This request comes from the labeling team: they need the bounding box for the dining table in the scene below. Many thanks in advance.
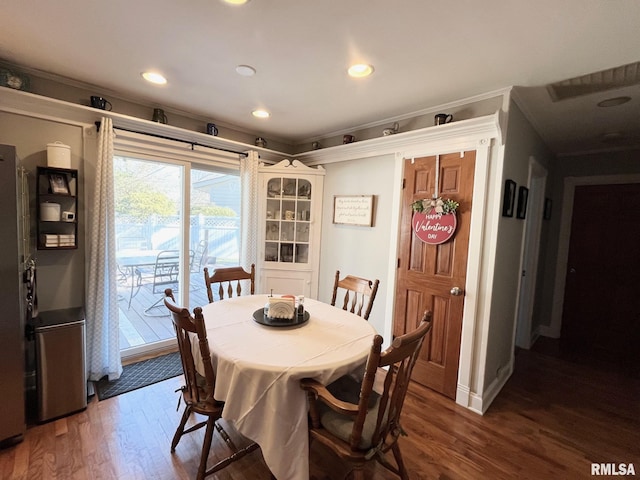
[195,294,377,480]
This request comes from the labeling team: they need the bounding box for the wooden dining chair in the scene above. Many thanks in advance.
[331,270,380,320]
[163,289,259,480]
[301,311,433,480]
[204,264,255,303]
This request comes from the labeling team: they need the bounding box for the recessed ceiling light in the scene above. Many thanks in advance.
[142,72,167,85]
[597,96,631,107]
[348,63,374,78]
[236,65,256,77]
[223,0,250,5]
[252,109,270,119]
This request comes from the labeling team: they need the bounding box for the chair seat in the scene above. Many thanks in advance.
[320,375,381,450]
[302,312,433,480]
[180,374,225,415]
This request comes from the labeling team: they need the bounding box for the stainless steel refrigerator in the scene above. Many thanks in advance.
[0,144,31,445]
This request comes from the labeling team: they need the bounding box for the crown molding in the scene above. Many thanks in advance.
[1,86,506,165]
[0,87,291,163]
[296,87,511,145]
[0,59,294,146]
[297,112,503,166]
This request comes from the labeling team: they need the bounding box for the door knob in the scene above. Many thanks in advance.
[450,287,463,296]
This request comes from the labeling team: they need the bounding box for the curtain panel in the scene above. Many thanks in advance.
[86,117,122,381]
[240,151,259,271]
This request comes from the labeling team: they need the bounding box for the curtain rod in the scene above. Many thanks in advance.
[95,121,248,157]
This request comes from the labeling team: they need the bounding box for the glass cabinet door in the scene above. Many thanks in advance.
[264,176,312,264]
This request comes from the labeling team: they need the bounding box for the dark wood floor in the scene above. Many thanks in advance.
[1,339,638,479]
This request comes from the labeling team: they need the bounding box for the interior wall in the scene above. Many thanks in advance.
[3,76,521,412]
[483,100,554,387]
[0,111,85,311]
[317,154,396,338]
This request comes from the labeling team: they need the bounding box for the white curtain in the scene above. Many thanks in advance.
[240,151,259,270]
[86,117,122,381]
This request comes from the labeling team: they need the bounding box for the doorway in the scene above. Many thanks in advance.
[394,151,476,398]
[560,182,640,374]
[515,158,547,349]
[114,155,241,359]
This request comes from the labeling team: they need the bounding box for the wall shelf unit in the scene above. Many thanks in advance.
[36,166,78,250]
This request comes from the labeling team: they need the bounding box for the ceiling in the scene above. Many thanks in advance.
[1,0,639,156]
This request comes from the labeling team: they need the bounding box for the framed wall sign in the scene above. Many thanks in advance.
[516,186,529,219]
[502,179,516,217]
[333,195,374,226]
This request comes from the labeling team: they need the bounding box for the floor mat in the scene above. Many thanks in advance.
[95,352,183,400]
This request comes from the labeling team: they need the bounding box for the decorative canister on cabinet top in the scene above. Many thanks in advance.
[46,142,71,169]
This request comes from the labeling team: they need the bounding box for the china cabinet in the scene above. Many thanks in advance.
[36,166,78,249]
[258,159,325,298]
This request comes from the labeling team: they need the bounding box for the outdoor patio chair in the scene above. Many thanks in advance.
[190,240,208,273]
[140,250,181,315]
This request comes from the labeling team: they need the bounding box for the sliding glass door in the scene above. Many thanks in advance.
[114,155,240,359]
[188,166,241,309]
[114,155,185,357]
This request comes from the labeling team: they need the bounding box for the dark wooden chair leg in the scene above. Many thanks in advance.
[392,442,409,480]
[196,418,216,480]
[171,404,192,452]
[351,467,365,480]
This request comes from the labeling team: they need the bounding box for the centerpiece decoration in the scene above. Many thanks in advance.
[256,293,308,327]
[411,196,459,245]
[266,296,296,320]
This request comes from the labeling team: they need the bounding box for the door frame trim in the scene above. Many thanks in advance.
[545,173,640,338]
[388,135,501,414]
[515,157,547,349]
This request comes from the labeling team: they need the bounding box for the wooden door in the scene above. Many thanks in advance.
[561,183,640,373]
[394,152,475,398]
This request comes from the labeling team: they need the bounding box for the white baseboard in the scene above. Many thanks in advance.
[537,325,560,338]
[459,356,514,415]
[529,325,541,346]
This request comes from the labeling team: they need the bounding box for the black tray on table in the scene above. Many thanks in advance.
[252,308,310,327]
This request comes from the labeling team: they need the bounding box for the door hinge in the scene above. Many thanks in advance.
[402,178,406,189]
[397,258,401,268]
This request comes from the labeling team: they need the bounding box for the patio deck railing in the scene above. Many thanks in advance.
[116,214,240,264]
[116,214,240,353]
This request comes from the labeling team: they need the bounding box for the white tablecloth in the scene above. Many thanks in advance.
[196,295,377,480]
